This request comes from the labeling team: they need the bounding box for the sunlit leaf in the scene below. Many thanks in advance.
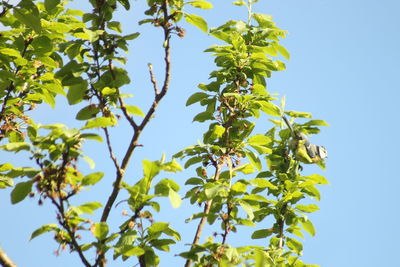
[168,189,182,208]
[82,172,104,186]
[187,0,213,9]
[91,222,109,240]
[184,13,208,33]
[30,224,59,240]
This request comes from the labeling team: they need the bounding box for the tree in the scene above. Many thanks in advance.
[0,0,329,266]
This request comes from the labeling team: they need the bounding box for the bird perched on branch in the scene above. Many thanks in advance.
[282,115,327,165]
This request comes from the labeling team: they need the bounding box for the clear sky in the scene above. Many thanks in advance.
[1,0,400,266]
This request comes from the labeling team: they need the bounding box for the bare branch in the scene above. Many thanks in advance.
[117,94,138,130]
[102,127,123,174]
[148,63,159,95]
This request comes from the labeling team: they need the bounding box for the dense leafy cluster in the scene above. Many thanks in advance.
[173,2,329,266]
[0,0,328,267]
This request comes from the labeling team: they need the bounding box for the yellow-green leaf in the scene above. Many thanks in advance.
[184,13,208,33]
[187,0,213,9]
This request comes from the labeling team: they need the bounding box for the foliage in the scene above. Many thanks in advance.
[0,0,328,267]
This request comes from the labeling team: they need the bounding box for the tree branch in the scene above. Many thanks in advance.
[185,164,222,267]
[100,0,172,225]
[0,247,17,267]
[148,63,159,95]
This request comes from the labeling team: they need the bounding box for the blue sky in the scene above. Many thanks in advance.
[1,0,400,266]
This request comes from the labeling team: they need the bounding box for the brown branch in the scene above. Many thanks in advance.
[95,1,173,266]
[0,247,17,267]
[277,203,288,249]
[100,0,172,225]
[117,94,138,130]
[221,203,232,245]
[185,164,222,267]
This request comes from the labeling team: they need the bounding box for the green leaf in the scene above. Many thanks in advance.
[2,142,30,152]
[248,135,271,146]
[238,200,254,220]
[82,172,104,186]
[251,229,272,239]
[231,180,247,193]
[14,8,42,33]
[184,13,208,33]
[123,32,140,40]
[92,222,109,240]
[117,0,130,10]
[83,117,117,129]
[275,43,290,60]
[162,160,183,173]
[295,204,320,213]
[205,184,225,199]
[260,102,281,117]
[286,237,303,255]
[232,1,246,6]
[125,105,144,117]
[0,163,14,172]
[187,0,213,9]
[305,174,329,185]
[76,105,100,120]
[0,176,14,188]
[0,48,21,58]
[43,82,64,95]
[11,181,33,204]
[148,222,169,235]
[124,247,145,257]
[44,0,60,11]
[303,120,330,127]
[80,133,103,142]
[245,149,262,171]
[185,177,204,185]
[75,202,102,214]
[249,178,278,190]
[83,155,95,169]
[186,92,209,106]
[30,224,58,240]
[67,82,87,105]
[184,156,203,169]
[107,21,122,33]
[301,219,316,236]
[168,189,182,208]
[193,111,213,122]
[285,110,312,118]
[252,13,273,28]
[234,163,255,174]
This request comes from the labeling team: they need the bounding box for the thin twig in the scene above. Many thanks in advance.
[148,63,159,95]
[102,127,123,174]
[117,94,138,130]
[0,247,17,267]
